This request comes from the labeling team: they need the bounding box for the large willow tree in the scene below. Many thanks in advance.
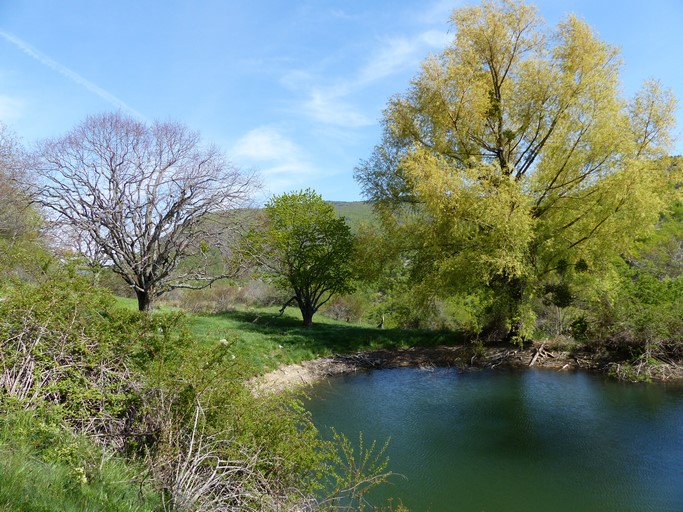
[355,0,677,340]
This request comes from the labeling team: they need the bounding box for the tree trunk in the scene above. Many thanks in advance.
[302,308,314,327]
[299,299,315,328]
[135,289,152,312]
[485,275,528,343]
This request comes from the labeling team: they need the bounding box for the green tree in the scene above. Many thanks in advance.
[355,0,677,341]
[245,189,355,327]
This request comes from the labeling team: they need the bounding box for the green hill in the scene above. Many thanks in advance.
[330,201,376,230]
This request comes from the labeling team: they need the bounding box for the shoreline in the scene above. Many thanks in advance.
[252,343,621,394]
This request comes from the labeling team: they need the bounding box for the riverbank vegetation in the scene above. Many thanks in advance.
[2,0,683,509]
[0,267,406,510]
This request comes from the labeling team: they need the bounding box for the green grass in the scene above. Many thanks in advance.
[114,296,184,313]
[113,296,138,310]
[114,295,466,375]
[0,412,157,512]
[185,305,466,375]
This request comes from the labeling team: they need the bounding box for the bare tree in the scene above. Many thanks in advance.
[0,123,34,241]
[34,112,254,311]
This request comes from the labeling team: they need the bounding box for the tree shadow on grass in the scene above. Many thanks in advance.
[207,309,467,356]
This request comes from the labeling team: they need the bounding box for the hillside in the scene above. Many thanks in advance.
[329,201,377,230]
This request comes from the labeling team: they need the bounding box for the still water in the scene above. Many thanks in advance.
[305,368,683,511]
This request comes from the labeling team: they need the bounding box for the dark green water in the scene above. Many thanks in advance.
[305,368,683,511]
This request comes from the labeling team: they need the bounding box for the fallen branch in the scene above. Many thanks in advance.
[528,342,546,367]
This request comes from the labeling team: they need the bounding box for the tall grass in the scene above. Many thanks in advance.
[0,412,157,512]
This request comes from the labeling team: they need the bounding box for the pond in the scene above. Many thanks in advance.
[305,368,683,511]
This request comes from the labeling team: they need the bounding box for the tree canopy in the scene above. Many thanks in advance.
[34,112,254,311]
[244,190,355,327]
[355,0,678,341]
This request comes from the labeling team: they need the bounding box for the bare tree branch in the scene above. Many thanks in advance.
[33,112,255,311]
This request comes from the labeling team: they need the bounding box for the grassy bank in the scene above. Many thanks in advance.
[90,297,683,384]
[115,295,468,375]
[0,412,158,512]
[1,283,408,511]
[184,305,467,376]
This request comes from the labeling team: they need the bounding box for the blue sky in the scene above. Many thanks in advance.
[1,1,681,202]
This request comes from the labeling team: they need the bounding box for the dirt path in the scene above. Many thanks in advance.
[251,343,600,394]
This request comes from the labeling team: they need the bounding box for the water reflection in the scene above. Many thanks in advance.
[306,368,683,512]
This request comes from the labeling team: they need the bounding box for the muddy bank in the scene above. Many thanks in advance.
[251,343,618,394]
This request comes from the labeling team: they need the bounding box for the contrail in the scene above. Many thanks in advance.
[0,30,145,119]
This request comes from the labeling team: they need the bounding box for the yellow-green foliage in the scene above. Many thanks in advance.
[356,0,677,340]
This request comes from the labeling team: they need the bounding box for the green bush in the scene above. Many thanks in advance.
[575,261,683,373]
[0,266,399,509]
[0,268,186,448]
[138,333,329,505]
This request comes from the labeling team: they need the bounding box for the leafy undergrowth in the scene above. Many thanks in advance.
[0,412,157,512]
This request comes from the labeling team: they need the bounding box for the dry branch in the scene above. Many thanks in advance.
[33,112,255,311]
[528,341,547,366]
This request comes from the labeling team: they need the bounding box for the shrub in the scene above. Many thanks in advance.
[0,268,183,449]
[0,266,399,509]
[135,333,331,507]
[167,279,288,313]
[324,294,365,323]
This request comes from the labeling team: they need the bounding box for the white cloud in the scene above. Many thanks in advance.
[233,125,302,164]
[232,126,322,196]
[358,30,451,85]
[303,90,373,127]
[357,37,418,85]
[284,27,450,130]
[0,31,144,120]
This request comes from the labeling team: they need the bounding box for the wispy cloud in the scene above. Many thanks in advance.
[357,30,451,86]
[285,27,450,129]
[0,31,144,119]
[233,126,305,166]
[302,90,373,127]
[232,126,319,197]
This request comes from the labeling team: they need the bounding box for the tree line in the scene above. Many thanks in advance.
[2,0,681,343]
